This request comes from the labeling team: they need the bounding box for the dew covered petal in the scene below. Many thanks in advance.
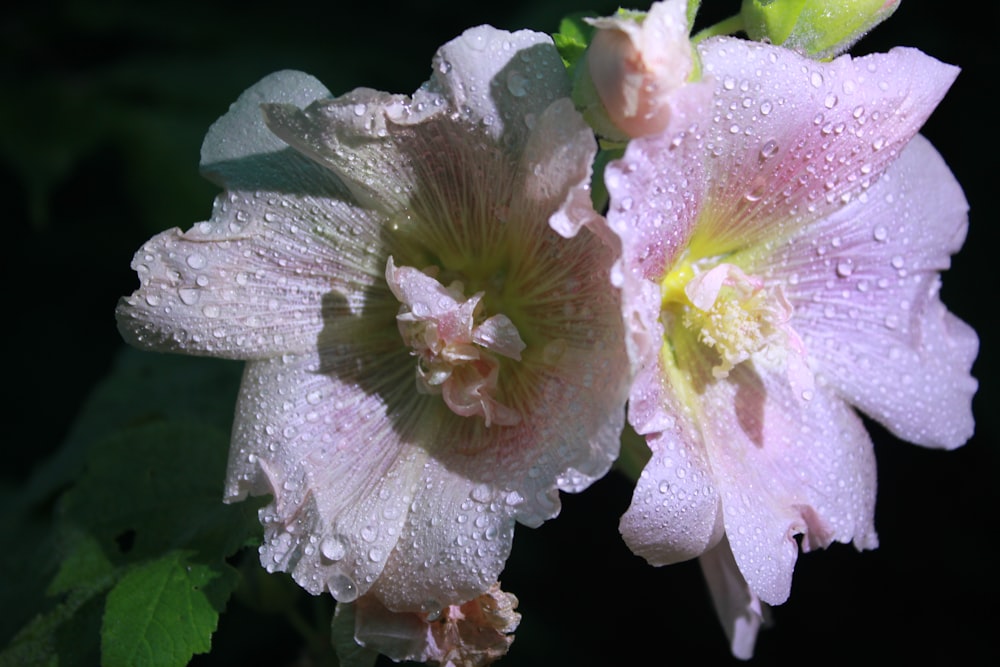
[115,171,386,360]
[690,347,878,605]
[225,352,426,601]
[199,70,332,190]
[618,38,959,257]
[334,584,519,666]
[769,135,977,449]
[619,357,724,566]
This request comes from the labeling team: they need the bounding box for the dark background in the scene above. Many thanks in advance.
[3,1,997,664]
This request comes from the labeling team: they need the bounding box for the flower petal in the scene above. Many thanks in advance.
[770,135,977,449]
[519,98,601,239]
[699,538,768,660]
[115,170,386,359]
[199,70,332,189]
[692,347,878,604]
[616,38,959,257]
[336,584,519,666]
[262,26,570,215]
[619,358,724,566]
[226,352,427,602]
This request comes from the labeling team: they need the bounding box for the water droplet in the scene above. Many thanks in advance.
[759,100,772,115]
[824,94,838,109]
[836,259,854,277]
[873,225,888,242]
[145,294,161,307]
[320,535,347,561]
[506,71,528,97]
[186,253,207,270]
[202,304,220,318]
[326,572,358,602]
[891,255,904,269]
[178,288,200,305]
[801,390,814,401]
[353,103,366,117]
[759,139,779,160]
[810,71,823,88]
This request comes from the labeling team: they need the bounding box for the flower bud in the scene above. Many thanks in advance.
[577,0,695,140]
[741,0,901,59]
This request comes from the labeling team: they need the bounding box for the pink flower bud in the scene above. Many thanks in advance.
[585,0,694,138]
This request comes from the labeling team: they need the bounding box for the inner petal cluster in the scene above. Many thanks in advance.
[660,260,809,391]
[387,256,526,427]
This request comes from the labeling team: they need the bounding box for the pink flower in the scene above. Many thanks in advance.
[606,37,977,657]
[582,0,707,139]
[332,583,520,666]
[116,23,627,631]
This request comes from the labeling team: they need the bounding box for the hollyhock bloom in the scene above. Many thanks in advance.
[332,583,520,666]
[116,23,628,635]
[606,37,977,657]
[581,0,706,140]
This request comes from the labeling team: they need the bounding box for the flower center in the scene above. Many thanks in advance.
[661,259,804,382]
[386,256,525,427]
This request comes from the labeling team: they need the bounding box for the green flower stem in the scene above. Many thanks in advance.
[614,423,652,483]
[692,14,746,43]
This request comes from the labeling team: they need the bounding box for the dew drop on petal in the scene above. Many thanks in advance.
[326,572,358,602]
[506,71,528,97]
[320,535,347,562]
[178,288,200,305]
[759,139,779,160]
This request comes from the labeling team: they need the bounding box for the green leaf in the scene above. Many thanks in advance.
[101,551,237,667]
[48,531,116,597]
[0,568,112,667]
[22,347,241,508]
[59,420,263,562]
[552,12,596,69]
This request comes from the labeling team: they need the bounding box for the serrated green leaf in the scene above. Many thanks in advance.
[0,569,113,667]
[59,420,263,563]
[47,531,116,597]
[101,551,237,667]
[552,12,596,69]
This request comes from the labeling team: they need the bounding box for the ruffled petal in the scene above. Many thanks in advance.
[199,70,332,189]
[429,26,570,149]
[115,171,386,359]
[769,135,977,449]
[335,585,519,666]
[518,98,601,239]
[263,26,570,215]
[369,456,517,610]
[226,352,426,601]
